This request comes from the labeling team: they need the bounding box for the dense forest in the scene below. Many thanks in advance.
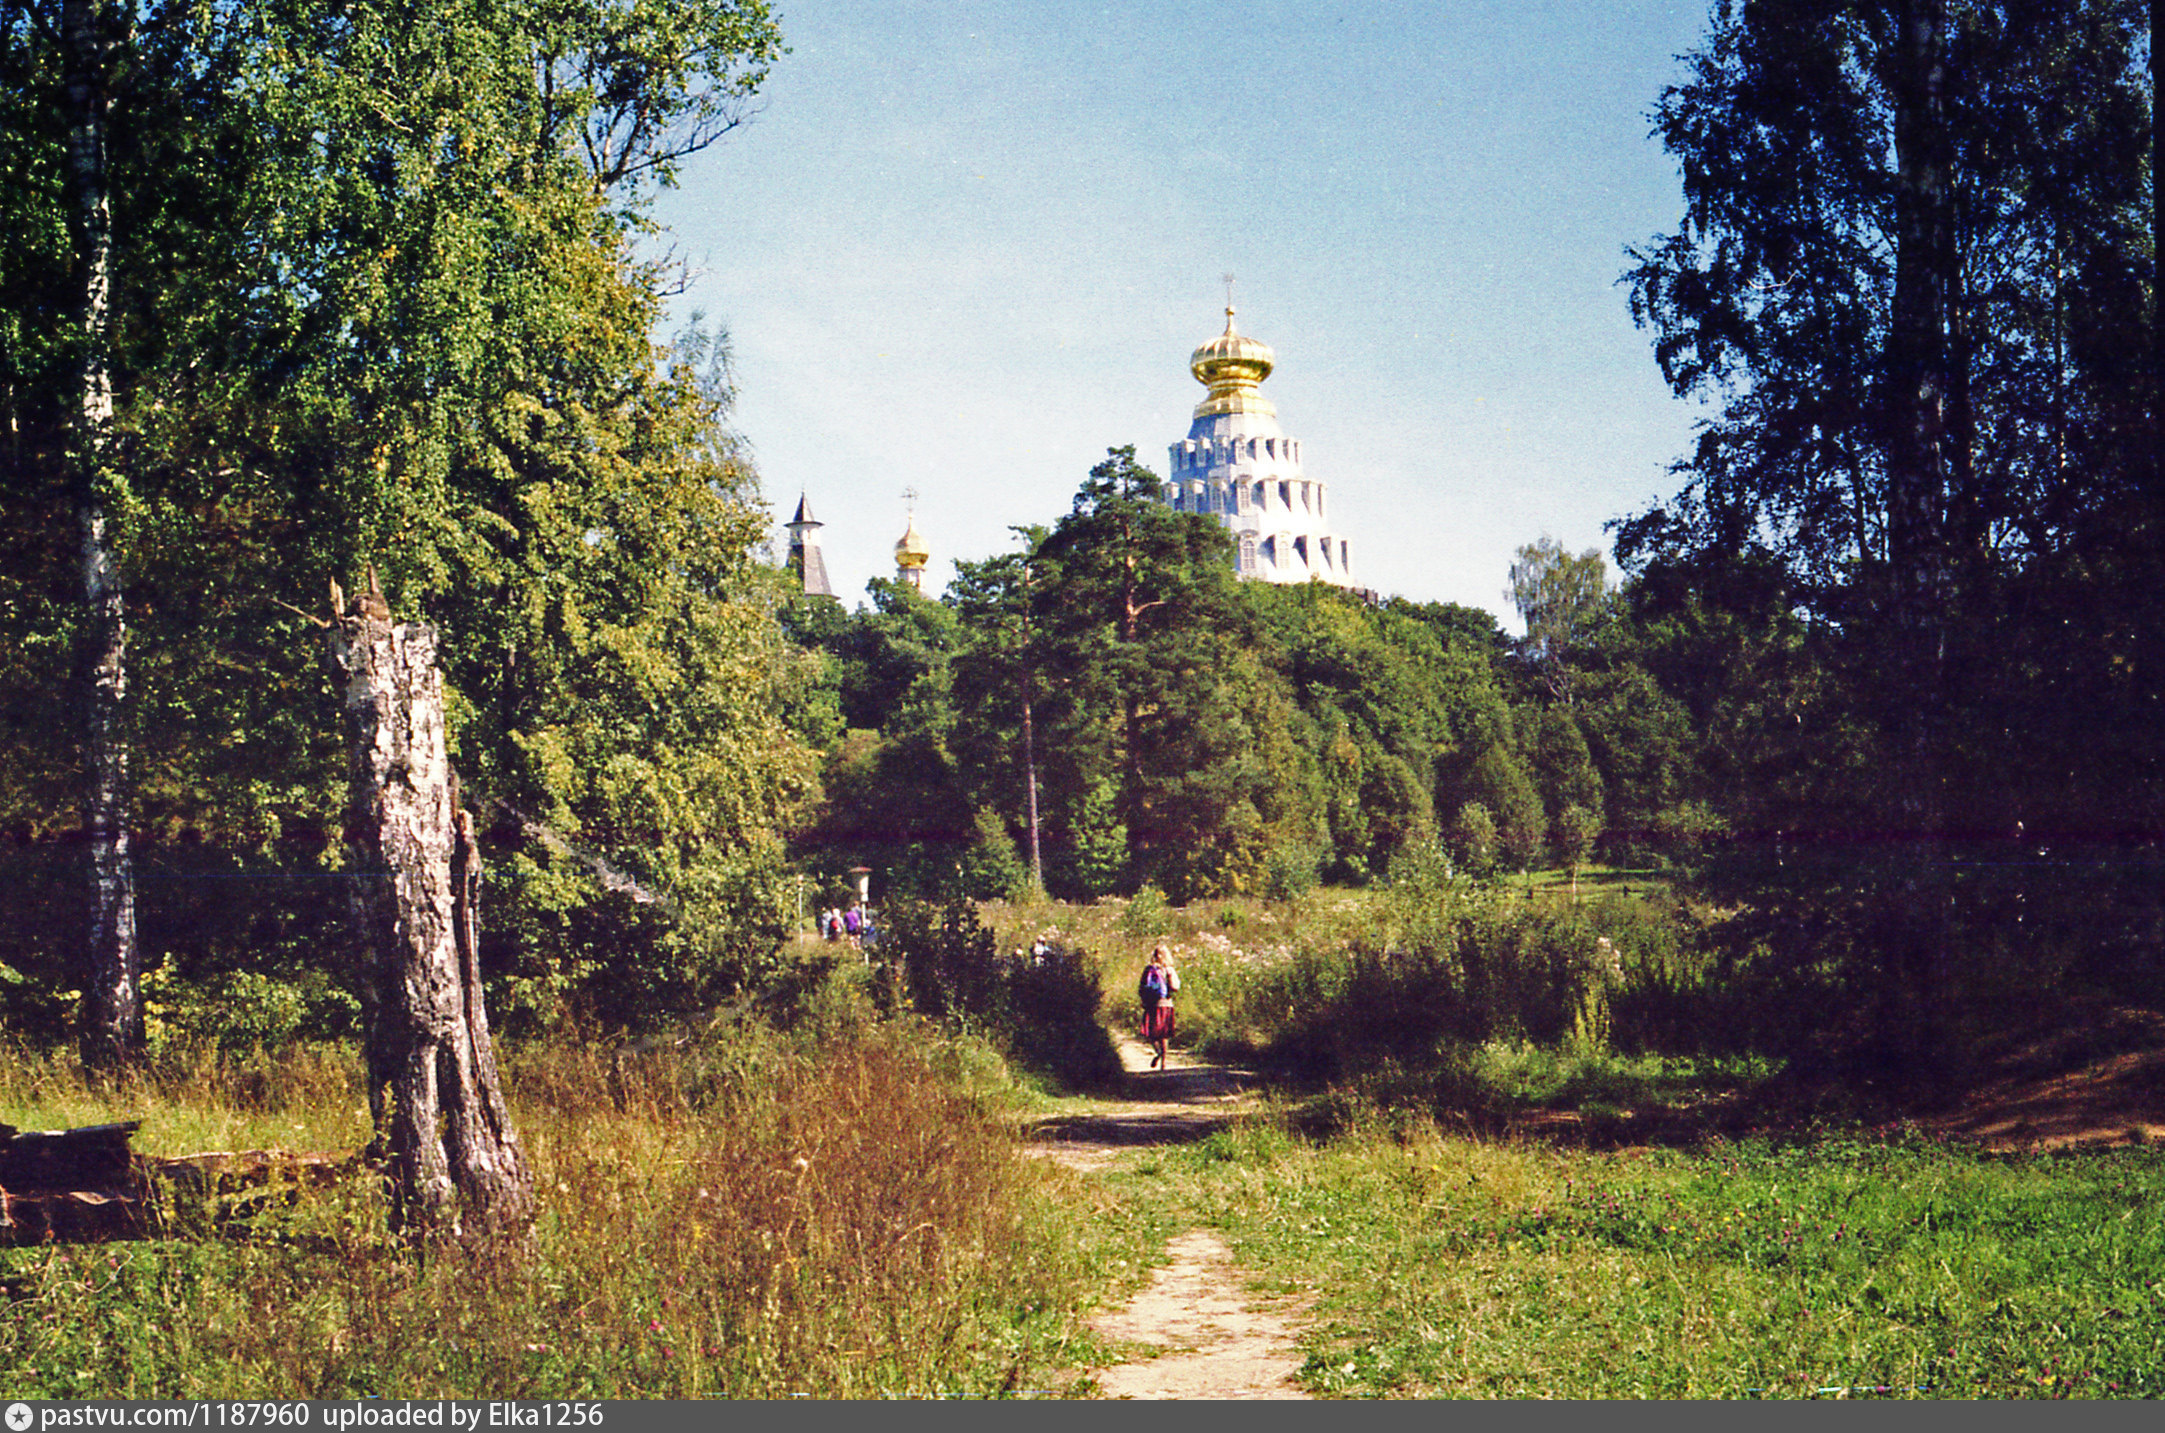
[1,0,2159,1095]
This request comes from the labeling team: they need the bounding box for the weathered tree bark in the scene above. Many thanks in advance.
[329,572,533,1243]
[1881,0,1959,1091]
[63,0,140,1067]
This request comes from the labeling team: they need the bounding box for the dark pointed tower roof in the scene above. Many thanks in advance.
[786,491,834,597]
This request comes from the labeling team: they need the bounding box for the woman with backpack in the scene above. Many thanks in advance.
[1138,944,1180,1069]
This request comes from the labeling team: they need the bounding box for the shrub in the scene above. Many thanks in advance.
[882,895,1120,1090]
[1218,882,1721,1082]
[1262,842,1322,901]
[1451,802,1499,880]
[142,967,359,1055]
[1117,884,1169,938]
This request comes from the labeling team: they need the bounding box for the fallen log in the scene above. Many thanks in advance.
[1,1121,359,1246]
[0,1120,138,1189]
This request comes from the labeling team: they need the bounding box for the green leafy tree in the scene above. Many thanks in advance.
[1530,707,1605,832]
[1062,776,1130,899]
[1244,584,1512,883]
[945,532,1051,893]
[1507,538,1613,700]
[1466,742,1545,877]
[1622,0,2151,609]
[1,0,798,1044]
[1451,801,1500,881]
[1622,0,2160,1067]
[1556,803,1602,895]
[1027,447,1284,900]
[787,579,979,897]
[955,807,1028,902]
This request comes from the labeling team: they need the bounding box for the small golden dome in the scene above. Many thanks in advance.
[894,514,930,568]
[1189,307,1277,419]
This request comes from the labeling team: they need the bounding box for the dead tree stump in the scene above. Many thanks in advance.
[328,570,533,1243]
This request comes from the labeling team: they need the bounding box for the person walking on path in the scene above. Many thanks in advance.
[1138,944,1180,1069]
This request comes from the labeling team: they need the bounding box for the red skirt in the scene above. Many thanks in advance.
[1141,1002,1176,1042]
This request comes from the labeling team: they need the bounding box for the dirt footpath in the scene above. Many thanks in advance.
[1088,1228,1311,1399]
[1031,1036,1312,1400]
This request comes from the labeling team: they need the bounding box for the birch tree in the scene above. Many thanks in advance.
[1,0,797,1052]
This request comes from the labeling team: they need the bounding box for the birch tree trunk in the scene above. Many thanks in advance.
[329,574,533,1243]
[64,0,140,1067]
[1882,0,1959,1089]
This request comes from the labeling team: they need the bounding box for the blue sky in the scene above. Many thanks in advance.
[652,0,1718,619]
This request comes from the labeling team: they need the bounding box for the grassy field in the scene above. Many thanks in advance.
[1093,1115,2165,1398]
[984,889,2163,1399]
[7,886,2161,1399]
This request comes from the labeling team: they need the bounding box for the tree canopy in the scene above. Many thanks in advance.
[0,0,803,1045]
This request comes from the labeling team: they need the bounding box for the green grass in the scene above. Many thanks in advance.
[1093,1117,2165,1398]
[10,883,2160,1401]
[1454,1042,1778,1110]
[1520,864,1677,899]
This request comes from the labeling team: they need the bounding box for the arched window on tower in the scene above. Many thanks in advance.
[1238,535,1257,575]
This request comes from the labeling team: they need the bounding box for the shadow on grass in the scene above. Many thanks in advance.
[1030,1056,1264,1149]
[1031,1108,1245,1149]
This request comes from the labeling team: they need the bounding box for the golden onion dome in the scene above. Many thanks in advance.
[1189,307,1277,420]
[894,514,930,568]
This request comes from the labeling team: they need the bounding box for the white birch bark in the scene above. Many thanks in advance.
[63,0,139,1065]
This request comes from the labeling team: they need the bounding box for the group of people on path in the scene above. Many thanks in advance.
[820,902,874,949]
[1136,943,1180,1069]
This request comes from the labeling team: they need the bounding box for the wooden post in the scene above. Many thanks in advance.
[328,570,533,1243]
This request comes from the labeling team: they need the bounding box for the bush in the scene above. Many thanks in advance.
[1262,843,1322,901]
[882,895,1120,1090]
[1218,882,1722,1082]
[1006,945,1121,1090]
[143,967,359,1055]
[1117,884,1169,938]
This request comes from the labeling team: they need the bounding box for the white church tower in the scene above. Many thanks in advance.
[1164,290,1352,587]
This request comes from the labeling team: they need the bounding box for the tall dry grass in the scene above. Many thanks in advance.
[0,1000,1129,1398]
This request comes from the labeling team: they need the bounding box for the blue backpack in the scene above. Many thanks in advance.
[1139,965,1168,1001]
